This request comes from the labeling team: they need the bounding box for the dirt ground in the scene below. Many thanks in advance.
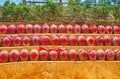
[0,61,119,79]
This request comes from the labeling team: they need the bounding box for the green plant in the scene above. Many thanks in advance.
[0,6,2,21]
[0,0,120,23]
[91,6,109,21]
[111,5,120,20]
[2,2,16,21]
[40,0,63,22]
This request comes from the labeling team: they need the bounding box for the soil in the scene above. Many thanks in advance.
[0,61,119,79]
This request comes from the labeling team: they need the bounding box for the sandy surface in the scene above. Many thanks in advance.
[0,61,119,79]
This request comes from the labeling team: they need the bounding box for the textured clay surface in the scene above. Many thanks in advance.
[0,61,120,79]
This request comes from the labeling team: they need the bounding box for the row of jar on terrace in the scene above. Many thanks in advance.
[0,35,120,46]
[0,24,119,34]
[0,47,119,63]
